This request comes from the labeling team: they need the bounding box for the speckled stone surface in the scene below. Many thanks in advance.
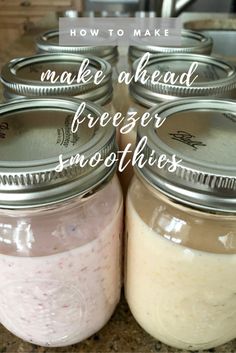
[1,12,236,353]
[0,294,236,353]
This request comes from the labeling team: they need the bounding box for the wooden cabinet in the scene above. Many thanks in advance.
[0,0,74,50]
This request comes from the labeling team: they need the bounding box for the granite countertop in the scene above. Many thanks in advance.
[0,12,236,353]
[0,294,236,353]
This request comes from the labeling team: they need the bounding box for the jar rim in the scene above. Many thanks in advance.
[133,172,236,218]
[0,97,117,209]
[136,98,236,214]
[36,29,119,64]
[129,29,213,63]
[130,53,236,107]
[0,53,113,105]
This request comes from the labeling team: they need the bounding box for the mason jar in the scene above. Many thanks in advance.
[0,97,123,347]
[125,98,236,351]
[35,29,123,113]
[120,53,236,192]
[128,29,213,64]
[116,30,213,117]
[0,53,114,112]
[36,29,119,76]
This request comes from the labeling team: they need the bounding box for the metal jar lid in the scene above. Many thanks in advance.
[129,30,213,63]
[136,98,236,214]
[0,53,112,105]
[0,98,116,208]
[130,53,236,107]
[36,29,119,64]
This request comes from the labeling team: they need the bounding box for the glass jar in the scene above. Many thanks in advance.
[120,30,213,117]
[0,98,123,347]
[36,29,119,77]
[125,98,236,350]
[35,29,123,113]
[120,53,236,192]
[128,29,213,64]
[0,53,114,113]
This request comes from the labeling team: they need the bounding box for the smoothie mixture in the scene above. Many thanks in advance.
[0,176,123,347]
[125,178,236,350]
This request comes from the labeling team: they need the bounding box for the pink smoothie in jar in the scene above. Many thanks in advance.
[0,97,123,347]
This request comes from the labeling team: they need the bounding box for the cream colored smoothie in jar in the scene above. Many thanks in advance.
[125,98,236,350]
[0,98,123,347]
[120,53,236,192]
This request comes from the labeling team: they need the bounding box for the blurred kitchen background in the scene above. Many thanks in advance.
[0,0,236,52]
[0,0,236,67]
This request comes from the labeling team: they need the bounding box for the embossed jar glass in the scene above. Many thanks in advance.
[120,53,236,192]
[125,98,236,351]
[0,98,123,347]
